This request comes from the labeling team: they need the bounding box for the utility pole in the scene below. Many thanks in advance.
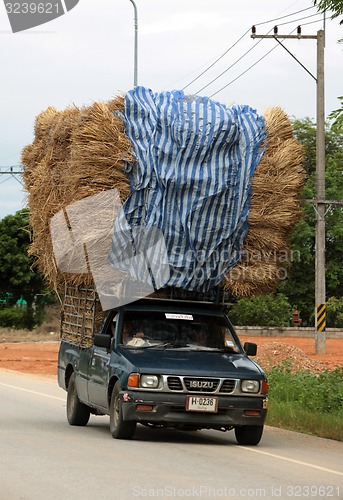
[315,30,326,354]
[251,27,326,354]
[0,166,24,185]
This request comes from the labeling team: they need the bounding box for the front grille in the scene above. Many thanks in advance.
[165,375,241,395]
[220,379,236,393]
[184,378,219,392]
[167,376,183,391]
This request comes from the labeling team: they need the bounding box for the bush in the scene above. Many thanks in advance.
[228,293,292,326]
[326,296,343,328]
[0,307,28,329]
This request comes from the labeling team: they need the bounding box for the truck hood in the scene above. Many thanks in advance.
[119,348,263,378]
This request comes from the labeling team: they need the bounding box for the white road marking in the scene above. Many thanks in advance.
[0,382,65,402]
[1,381,342,478]
[239,446,343,477]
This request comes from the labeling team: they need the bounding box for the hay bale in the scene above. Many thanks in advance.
[222,107,305,296]
[68,100,132,203]
[22,95,133,291]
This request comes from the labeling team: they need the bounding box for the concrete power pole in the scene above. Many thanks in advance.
[251,28,326,354]
[315,30,326,354]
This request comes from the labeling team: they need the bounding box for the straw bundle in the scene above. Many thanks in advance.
[22,96,133,291]
[222,107,305,296]
[68,100,132,203]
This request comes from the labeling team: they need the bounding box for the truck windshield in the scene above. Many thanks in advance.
[120,311,241,352]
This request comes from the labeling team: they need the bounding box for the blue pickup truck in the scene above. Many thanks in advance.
[57,291,268,445]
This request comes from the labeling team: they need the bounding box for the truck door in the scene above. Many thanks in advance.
[87,343,111,410]
[87,313,117,410]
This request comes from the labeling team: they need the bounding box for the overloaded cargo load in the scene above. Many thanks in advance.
[22,86,305,312]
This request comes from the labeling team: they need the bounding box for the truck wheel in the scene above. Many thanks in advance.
[67,372,91,426]
[110,382,136,439]
[235,425,264,445]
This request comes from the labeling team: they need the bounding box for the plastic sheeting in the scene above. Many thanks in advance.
[109,87,267,291]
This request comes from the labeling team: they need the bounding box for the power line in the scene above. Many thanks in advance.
[274,11,324,27]
[254,6,315,27]
[209,43,280,98]
[0,176,12,185]
[181,6,316,91]
[182,29,250,91]
[195,36,265,94]
[195,15,323,98]
[298,17,327,27]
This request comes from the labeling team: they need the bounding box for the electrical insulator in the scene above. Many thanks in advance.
[251,25,256,34]
[274,26,278,34]
[297,25,301,35]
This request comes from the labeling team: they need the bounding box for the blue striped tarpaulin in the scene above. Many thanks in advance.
[109,87,267,291]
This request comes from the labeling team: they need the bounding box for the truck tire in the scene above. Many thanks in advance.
[110,382,136,439]
[234,425,264,445]
[67,372,91,426]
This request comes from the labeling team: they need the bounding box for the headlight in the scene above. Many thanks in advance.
[241,380,260,393]
[140,374,160,389]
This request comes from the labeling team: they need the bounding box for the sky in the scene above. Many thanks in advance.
[0,0,342,220]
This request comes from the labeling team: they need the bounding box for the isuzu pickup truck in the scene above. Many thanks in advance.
[58,290,268,445]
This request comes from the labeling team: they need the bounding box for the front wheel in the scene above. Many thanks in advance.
[109,382,136,439]
[66,372,91,426]
[235,425,264,445]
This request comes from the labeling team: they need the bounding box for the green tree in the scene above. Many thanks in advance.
[228,293,292,327]
[313,2,343,124]
[328,96,343,132]
[278,118,343,326]
[313,0,343,23]
[0,209,48,329]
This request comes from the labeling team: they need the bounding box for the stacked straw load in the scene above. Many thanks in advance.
[223,107,306,296]
[22,94,305,298]
[22,96,133,290]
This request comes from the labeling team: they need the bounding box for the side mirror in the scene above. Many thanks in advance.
[244,342,257,356]
[94,333,112,349]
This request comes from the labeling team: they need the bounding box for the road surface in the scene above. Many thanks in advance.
[0,370,342,499]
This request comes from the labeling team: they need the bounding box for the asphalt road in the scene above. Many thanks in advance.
[0,370,342,500]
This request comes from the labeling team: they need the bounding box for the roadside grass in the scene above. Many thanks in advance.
[264,363,343,441]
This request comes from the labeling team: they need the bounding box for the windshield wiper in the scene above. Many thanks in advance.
[142,342,190,349]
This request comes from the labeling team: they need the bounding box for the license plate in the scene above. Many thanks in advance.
[186,395,218,413]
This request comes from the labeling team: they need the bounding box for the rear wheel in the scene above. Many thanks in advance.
[110,382,136,439]
[66,372,91,426]
[235,425,264,445]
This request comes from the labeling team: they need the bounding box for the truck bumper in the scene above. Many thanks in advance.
[121,391,267,428]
